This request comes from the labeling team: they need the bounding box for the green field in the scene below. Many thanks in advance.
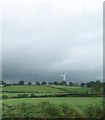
[2,85,91,94]
[3,97,102,107]
[52,86,90,93]
[2,85,92,98]
[2,97,103,118]
[3,85,65,93]
[2,92,57,97]
[2,85,104,118]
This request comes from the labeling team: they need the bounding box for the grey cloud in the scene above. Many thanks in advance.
[2,0,103,83]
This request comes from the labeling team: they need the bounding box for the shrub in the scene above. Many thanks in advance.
[17,94,29,98]
[2,101,104,118]
[35,101,60,118]
[84,105,103,118]
[30,93,36,98]
[58,103,82,118]
[2,95,9,99]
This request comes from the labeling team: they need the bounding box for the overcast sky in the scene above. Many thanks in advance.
[1,0,103,83]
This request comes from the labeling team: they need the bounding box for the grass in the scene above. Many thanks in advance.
[2,92,60,97]
[2,85,92,98]
[2,97,103,108]
[2,85,91,93]
[2,97,103,117]
[2,85,65,93]
[2,85,103,118]
[53,85,91,93]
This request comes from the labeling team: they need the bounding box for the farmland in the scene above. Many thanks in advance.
[2,85,91,98]
[2,85,104,119]
[2,85,65,93]
[3,97,102,107]
[2,97,103,118]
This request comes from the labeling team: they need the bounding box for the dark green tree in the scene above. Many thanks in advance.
[60,81,67,85]
[86,81,95,87]
[28,82,31,85]
[36,81,40,85]
[41,81,47,85]
[53,81,59,85]
[49,82,53,85]
[1,80,6,85]
[18,80,24,85]
[87,80,103,95]
[80,82,86,87]
[69,82,73,86]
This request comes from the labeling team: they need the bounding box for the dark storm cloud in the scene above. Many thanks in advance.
[2,0,103,83]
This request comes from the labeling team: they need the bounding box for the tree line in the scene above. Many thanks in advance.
[1,80,104,87]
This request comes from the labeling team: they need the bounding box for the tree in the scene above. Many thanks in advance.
[91,84,102,94]
[36,81,40,85]
[86,81,95,87]
[41,81,47,85]
[69,82,73,86]
[28,82,32,85]
[53,81,59,85]
[49,82,53,85]
[86,80,103,95]
[1,80,6,85]
[80,82,86,87]
[0,80,10,87]
[30,93,36,98]
[95,80,102,86]
[86,80,102,88]
[18,80,24,85]
[60,81,67,85]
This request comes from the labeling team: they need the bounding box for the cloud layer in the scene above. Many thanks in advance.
[2,0,103,83]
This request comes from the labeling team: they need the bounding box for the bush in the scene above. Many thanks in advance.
[2,102,82,118]
[58,103,82,118]
[2,95,9,99]
[35,101,60,118]
[30,93,36,98]
[84,105,103,118]
[17,94,29,98]
[2,101,104,118]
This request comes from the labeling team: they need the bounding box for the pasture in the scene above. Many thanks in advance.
[2,97,103,118]
[2,85,65,93]
[3,97,102,108]
[2,85,104,118]
[2,85,92,98]
[2,85,91,94]
[52,85,90,93]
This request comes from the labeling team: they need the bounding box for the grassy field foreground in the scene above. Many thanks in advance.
[2,85,91,98]
[2,85,90,93]
[3,97,102,107]
[2,97,103,118]
[2,85,104,118]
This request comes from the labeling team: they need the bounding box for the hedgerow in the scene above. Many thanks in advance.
[2,101,103,119]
